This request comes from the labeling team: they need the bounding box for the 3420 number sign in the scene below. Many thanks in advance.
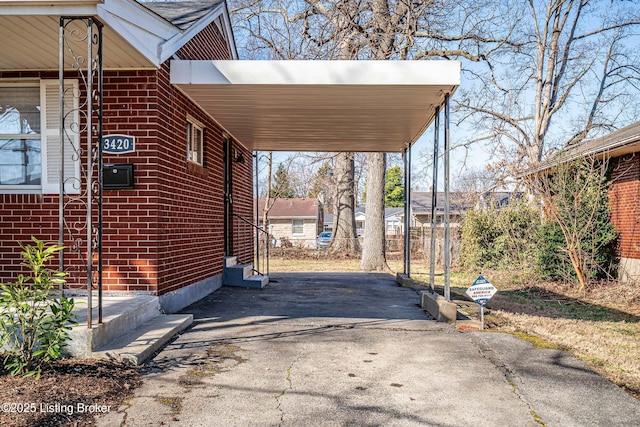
[102,135,135,154]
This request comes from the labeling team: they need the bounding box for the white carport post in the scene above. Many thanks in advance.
[403,144,411,277]
[443,94,451,301]
[429,107,440,291]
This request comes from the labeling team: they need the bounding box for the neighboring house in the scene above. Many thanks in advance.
[323,213,334,232]
[257,198,324,247]
[355,207,366,236]
[323,207,403,236]
[529,121,640,282]
[384,208,404,235]
[409,192,476,227]
[0,0,253,313]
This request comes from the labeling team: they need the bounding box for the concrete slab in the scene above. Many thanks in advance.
[66,295,160,357]
[93,314,193,365]
[95,272,640,427]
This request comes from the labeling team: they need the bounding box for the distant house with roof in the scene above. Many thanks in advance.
[257,198,324,247]
[528,121,640,282]
[409,192,476,227]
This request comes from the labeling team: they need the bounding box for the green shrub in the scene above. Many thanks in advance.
[460,200,541,276]
[0,238,77,379]
[535,157,618,288]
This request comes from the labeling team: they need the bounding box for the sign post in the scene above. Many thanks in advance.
[465,275,497,330]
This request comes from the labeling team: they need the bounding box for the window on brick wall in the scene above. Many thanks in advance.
[187,116,204,166]
[292,219,304,235]
[0,79,79,194]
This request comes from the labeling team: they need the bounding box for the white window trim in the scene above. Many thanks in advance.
[187,115,204,166]
[0,79,80,195]
[292,219,304,236]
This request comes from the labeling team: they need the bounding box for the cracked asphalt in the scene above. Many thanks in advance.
[97,272,640,427]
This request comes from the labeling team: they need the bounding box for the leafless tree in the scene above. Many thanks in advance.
[230,0,523,266]
[456,0,640,177]
[531,156,616,292]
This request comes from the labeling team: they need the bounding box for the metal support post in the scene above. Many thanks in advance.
[429,107,440,291]
[444,94,451,301]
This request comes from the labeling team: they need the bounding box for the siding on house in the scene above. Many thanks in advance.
[257,198,324,247]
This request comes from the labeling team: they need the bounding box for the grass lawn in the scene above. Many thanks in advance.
[267,255,640,401]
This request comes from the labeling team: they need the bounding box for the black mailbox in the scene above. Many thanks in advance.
[103,164,134,190]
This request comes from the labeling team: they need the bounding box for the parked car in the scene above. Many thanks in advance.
[317,231,332,248]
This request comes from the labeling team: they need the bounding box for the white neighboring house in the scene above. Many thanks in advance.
[324,207,404,236]
[257,198,324,248]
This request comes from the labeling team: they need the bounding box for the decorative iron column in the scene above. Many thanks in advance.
[59,17,103,328]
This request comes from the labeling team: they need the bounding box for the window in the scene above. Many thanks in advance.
[292,219,304,235]
[0,80,79,194]
[187,116,204,165]
[0,85,41,187]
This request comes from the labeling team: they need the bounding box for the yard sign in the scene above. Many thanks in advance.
[466,275,497,330]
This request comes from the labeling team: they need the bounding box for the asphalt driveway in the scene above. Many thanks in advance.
[98,272,640,426]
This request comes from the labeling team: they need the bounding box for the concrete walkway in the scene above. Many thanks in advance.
[98,272,640,427]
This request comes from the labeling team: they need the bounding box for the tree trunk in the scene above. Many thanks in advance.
[361,152,388,271]
[330,152,360,255]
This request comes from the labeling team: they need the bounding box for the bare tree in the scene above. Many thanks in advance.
[532,156,616,292]
[456,0,640,177]
[331,152,361,254]
[230,0,523,266]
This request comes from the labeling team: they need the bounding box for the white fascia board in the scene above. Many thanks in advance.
[98,0,180,68]
[159,1,226,63]
[221,2,238,60]
[170,59,461,86]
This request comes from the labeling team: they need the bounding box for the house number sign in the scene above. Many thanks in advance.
[102,134,135,154]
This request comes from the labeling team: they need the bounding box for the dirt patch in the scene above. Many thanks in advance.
[0,358,141,427]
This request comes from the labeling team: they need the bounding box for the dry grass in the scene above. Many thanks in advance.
[484,276,640,400]
[267,256,640,400]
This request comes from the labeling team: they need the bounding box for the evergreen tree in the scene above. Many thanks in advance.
[384,165,404,208]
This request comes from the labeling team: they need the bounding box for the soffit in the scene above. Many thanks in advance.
[171,60,460,153]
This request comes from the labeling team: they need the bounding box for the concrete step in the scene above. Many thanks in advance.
[223,263,253,286]
[93,313,193,365]
[224,256,238,268]
[243,274,269,289]
[67,295,162,358]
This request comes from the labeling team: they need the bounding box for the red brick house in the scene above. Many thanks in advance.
[0,0,461,325]
[0,0,254,313]
[530,121,640,282]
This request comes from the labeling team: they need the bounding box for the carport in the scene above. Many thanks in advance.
[170,59,460,297]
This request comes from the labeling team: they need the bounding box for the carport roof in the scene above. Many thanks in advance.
[170,59,460,153]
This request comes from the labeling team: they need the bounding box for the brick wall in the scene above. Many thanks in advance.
[0,20,255,296]
[609,155,640,260]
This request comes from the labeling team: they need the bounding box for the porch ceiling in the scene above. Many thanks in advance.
[0,15,157,70]
[170,60,460,153]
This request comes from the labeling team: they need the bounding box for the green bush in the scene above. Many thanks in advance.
[536,158,618,287]
[460,200,541,275]
[0,238,77,379]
